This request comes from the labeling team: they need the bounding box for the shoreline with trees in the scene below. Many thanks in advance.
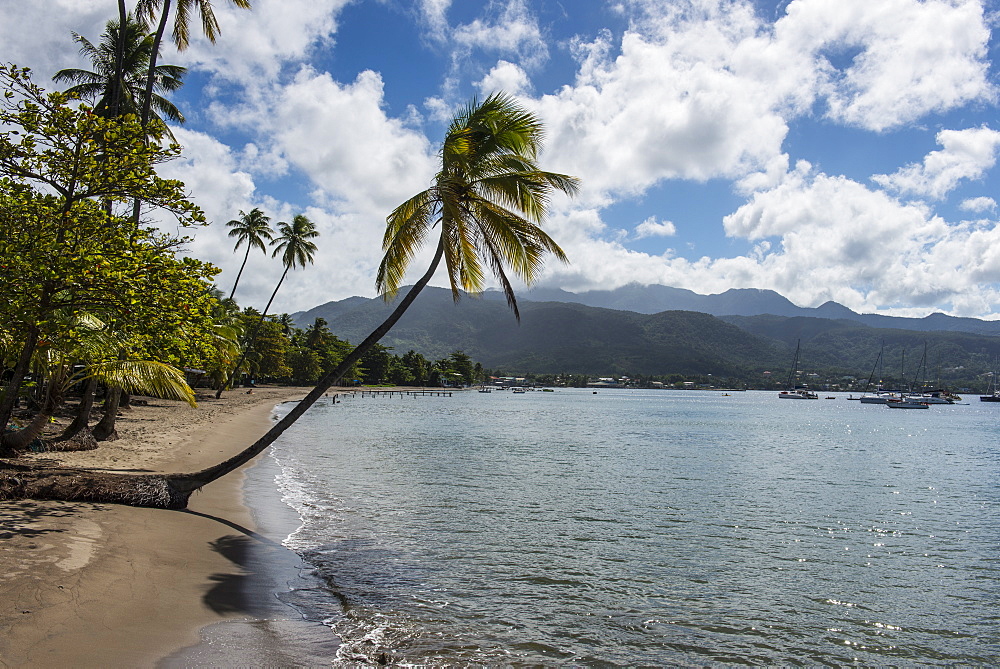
[2,30,577,659]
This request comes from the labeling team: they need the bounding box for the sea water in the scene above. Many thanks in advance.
[258,389,1000,665]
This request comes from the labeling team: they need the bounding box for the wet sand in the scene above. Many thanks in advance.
[0,386,343,667]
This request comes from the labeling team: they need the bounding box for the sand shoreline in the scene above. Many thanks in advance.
[0,385,345,667]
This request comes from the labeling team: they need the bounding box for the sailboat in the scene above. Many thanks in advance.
[859,341,898,404]
[904,342,957,404]
[884,347,930,408]
[778,340,818,399]
[980,369,1000,402]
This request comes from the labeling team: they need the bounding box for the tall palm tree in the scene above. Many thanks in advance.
[53,14,186,136]
[5,94,578,508]
[135,0,251,130]
[191,93,577,487]
[216,214,318,397]
[263,215,320,316]
[225,207,273,300]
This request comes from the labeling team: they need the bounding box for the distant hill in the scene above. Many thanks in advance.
[718,314,1000,383]
[292,286,1000,383]
[511,283,1000,336]
[294,287,787,376]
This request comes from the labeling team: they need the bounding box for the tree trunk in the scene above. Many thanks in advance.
[92,387,122,441]
[62,376,98,440]
[1,241,445,509]
[133,0,171,223]
[2,374,65,452]
[110,0,128,118]
[0,324,40,438]
[228,247,251,300]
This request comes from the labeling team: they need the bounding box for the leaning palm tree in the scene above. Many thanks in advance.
[2,93,578,509]
[225,207,273,300]
[194,93,577,486]
[53,14,186,136]
[216,214,318,397]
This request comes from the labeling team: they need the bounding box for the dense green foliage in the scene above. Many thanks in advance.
[0,65,222,448]
[236,313,483,388]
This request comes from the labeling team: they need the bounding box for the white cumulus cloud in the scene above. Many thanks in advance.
[634,217,678,239]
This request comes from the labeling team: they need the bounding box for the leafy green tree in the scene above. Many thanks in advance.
[387,356,415,386]
[449,350,474,385]
[274,313,294,337]
[244,319,291,381]
[0,65,205,440]
[225,207,273,300]
[3,312,196,451]
[287,347,322,385]
[400,350,429,386]
[53,13,186,136]
[359,344,393,384]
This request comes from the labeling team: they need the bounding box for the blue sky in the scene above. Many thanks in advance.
[3,0,1000,318]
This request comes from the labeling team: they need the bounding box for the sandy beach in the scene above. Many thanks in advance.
[0,385,342,667]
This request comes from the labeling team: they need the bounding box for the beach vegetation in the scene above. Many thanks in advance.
[1,91,576,508]
[0,65,217,454]
[217,214,319,396]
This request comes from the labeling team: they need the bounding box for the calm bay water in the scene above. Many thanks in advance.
[263,389,1000,665]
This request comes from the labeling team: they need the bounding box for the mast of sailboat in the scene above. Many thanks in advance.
[864,341,884,396]
[786,339,801,390]
[900,348,906,393]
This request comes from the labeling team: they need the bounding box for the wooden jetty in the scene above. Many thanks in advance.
[358,389,454,398]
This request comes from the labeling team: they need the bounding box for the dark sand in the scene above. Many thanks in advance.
[0,386,344,667]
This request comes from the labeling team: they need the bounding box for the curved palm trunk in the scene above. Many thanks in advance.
[2,241,445,508]
[228,246,252,300]
[62,375,99,440]
[216,266,288,399]
[181,240,446,492]
[92,387,122,441]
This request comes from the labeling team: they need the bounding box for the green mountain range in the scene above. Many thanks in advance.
[292,286,1000,387]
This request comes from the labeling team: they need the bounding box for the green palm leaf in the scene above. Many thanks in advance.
[377,92,579,318]
[86,360,196,407]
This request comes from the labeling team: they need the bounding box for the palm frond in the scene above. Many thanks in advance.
[86,360,196,407]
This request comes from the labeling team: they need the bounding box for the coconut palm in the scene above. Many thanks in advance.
[135,0,251,130]
[3,93,578,508]
[376,92,579,319]
[216,214,318,397]
[192,93,577,486]
[264,215,320,314]
[53,14,186,136]
[225,208,273,300]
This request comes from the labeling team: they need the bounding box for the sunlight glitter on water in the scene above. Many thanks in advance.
[263,389,1000,665]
